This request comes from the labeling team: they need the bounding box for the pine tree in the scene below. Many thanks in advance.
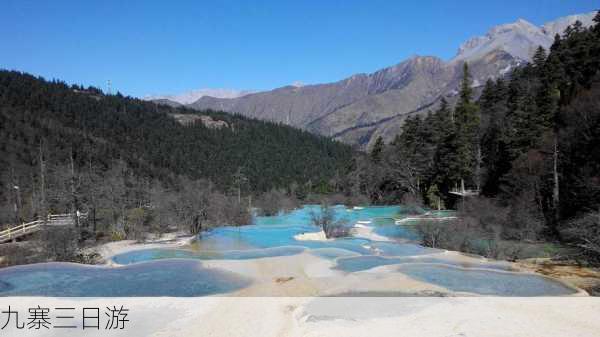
[452,63,481,188]
[427,97,457,201]
[433,97,453,132]
[370,136,385,163]
[592,11,600,78]
[459,63,473,104]
[535,76,558,130]
[480,79,495,107]
[532,46,547,76]
[479,78,510,196]
[593,10,600,34]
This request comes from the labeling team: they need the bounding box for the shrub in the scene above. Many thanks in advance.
[125,207,153,240]
[503,194,544,241]
[401,193,426,215]
[416,197,526,259]
[38,227,79,261]
[0,243,42,266]
[110,230,126,241]
[255,189,299,216]
[227,201,253,227]
[309,203,349,238]
[562,211,600,264]
[73,251,102,264]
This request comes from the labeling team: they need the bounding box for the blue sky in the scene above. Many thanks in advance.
[1,0,597,98]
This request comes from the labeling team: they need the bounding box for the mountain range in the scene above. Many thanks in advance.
[151,12,596,149]
[146,88,255,105]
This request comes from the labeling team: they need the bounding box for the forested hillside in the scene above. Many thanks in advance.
[0,71,352,191]
[352,12,600,262]
[0,71,352,240]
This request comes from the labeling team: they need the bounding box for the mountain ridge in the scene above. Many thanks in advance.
[180,12,596,148]
[146,88,255,105]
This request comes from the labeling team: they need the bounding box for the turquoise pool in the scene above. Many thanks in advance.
[112,205,438,265]
[397,264,576,296]
[333,255,513,273]
[0,260,250,297]
[0,205,578,296]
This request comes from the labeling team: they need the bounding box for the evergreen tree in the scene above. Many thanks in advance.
[370,136,385,163]
[430,97,453,143]
[532,46,547,70]
[479,79,497,111]
[459,63,473,104]
[350,11,600,247]
[428,97,457,200]
[479,78,510,196]
[452,62,481,188]
[592,11,600,34]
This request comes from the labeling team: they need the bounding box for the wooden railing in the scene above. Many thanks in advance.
[0,220,45,243]
[394,216,458,226]
[0,212,86,243]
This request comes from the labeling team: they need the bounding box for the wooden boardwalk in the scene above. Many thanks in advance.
[394,216,458,226]
[449,189,480,197]
[0,213,82,243]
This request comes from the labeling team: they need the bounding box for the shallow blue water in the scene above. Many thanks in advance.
[372,223,420,241]
[371,210,457,241]
[0,205,577,297]
[334,255,513,273]
[204,205,403,250]
[397,264,576,296]
[112,205,438,264]
[0,260,250,296]
[309,248,361,260]
[112,246,307,265]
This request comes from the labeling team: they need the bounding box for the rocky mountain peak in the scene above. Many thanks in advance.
[453,12,596,64]
[183,11,597,149]
[541,12,596,36]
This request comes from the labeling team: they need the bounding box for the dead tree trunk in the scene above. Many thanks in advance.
[552,133,560,233]
[88,158,97,231]
[70,150,79,227]
[475,144,482,192]
[39,141,46,221]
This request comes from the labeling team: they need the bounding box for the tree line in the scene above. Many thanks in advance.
[352,12,600,262]
[0,68,353,256]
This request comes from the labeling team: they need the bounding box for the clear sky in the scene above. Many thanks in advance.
[1,0,597,98]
